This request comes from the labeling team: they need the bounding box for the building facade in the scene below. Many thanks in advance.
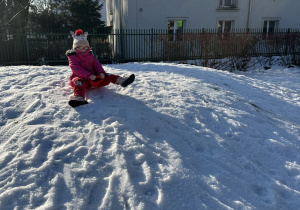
[106,0,300,32]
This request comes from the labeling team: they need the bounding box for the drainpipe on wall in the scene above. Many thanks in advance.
[119,0,123,29]
[119,0,124,60]
[247,0,252,31]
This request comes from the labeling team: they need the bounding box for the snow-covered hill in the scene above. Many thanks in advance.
[0,63,300,209]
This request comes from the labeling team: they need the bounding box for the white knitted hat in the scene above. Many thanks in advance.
[70,29,90,49]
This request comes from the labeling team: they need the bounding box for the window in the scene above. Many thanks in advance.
[168,20,184,41]
[218,20,233,33]
[263,20,279,39]
[219,0,238,8]
[263,20,278,33]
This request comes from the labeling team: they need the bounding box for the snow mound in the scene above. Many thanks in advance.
[0,63,300,209]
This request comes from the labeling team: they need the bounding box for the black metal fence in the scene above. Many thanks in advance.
[1,28,300,66]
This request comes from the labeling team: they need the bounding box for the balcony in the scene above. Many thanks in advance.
[217,0,239,11]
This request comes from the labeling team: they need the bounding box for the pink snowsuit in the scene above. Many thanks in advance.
[66,49,119,98]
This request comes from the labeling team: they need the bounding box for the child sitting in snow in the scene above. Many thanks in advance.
[66,29,135,107]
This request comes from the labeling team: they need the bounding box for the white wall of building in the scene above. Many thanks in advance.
[250,0,300,29]
[106,0,300,30]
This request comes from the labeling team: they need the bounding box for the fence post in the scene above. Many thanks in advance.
[92,28,97,58]
[25,28,31,65]
[151,28,153,60]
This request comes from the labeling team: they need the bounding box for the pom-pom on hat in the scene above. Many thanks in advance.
[75,29,84,36]
[70,29,90,49]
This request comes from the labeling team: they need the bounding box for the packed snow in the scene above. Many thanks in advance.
[0,62,300,210]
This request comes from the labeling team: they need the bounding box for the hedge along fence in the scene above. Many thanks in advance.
[151,28,300,70]
[1,28,300,68]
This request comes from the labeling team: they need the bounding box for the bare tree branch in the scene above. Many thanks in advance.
[1,0,33,26]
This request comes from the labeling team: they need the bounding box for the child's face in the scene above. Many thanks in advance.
[75,46,89,53]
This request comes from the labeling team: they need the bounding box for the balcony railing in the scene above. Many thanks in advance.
[218,0,238,9]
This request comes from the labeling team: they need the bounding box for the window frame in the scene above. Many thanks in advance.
[263,20,279,33]
[262,18,280,39]
[167,19,186,41]
[217,19,235,33]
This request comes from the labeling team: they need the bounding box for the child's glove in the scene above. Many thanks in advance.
[99,73,105,79]
[89,75,96,80]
